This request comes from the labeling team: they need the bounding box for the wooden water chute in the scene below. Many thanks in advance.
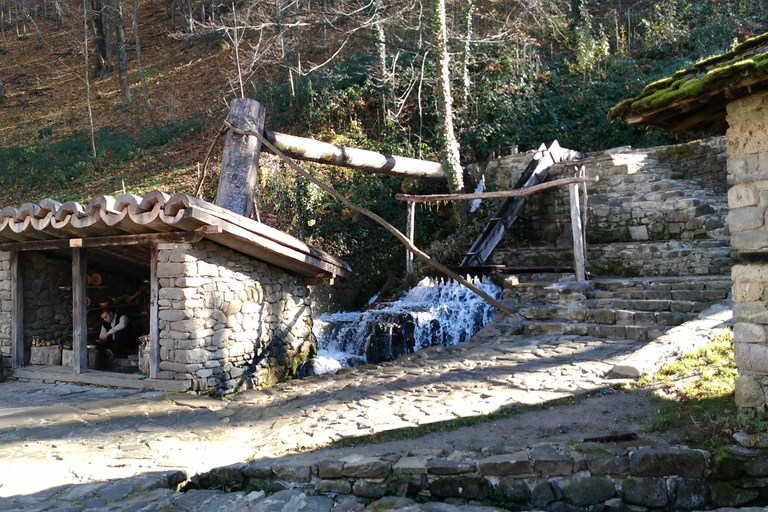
[395,150,596,282]
[459,141,583,268]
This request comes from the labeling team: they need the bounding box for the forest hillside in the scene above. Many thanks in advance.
[0,0,764,306]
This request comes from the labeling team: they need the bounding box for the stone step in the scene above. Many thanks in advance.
[502,276,731,307]
[517,304,699,326]
[521,321,667,342]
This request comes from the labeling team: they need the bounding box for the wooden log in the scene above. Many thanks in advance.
[11,251,22,369]
[216,98,266,217]
[265,130,447,181]
[406,202,415,276]
[149,243,159,379]
[569,180,586,282]
[72,248,88,373]
[395,176,598,203]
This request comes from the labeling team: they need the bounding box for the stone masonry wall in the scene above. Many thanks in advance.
[21,252,73,346]
[156,241,314,396]
[0,251,9,365]
[476,138,729,250]
[194,439,768,510]
[725,90,768,414]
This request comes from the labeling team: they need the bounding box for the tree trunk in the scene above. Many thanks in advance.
[0,67,6,102]
[90,0,109,75]
[109,0,130,106]
[133,0,158,127]
[31,0,41,48]
[433,0,466,224]
[83,0,97,160]
[460,0,472,111]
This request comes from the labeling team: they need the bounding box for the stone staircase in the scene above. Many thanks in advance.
[496,274,732,342]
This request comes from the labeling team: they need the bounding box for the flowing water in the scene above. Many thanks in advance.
[311,276,501,373]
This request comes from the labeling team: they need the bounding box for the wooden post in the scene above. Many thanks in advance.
[406,202,415,277]
[569,170,586,282]
[10,251,23,369]
[215,98,266,218]
[149,243,160,379]
[72,248,88,373]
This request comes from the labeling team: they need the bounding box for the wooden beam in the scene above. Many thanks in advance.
[395,176,598,203]
[0,228,219,252]
[149,243,159,379]
[10,252,23,369]
[216,99,266,217]
[569,177,586,282]
[406,202,415,277]
[72,248,88,374]
[265,130,447,181]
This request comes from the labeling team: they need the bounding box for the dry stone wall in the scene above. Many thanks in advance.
[0,251,10,364]
[476,138,730,276]
[193,440,768,510]
[725,90,768,414]
[156,241,314,395]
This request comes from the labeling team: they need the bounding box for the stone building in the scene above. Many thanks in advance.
[608,32,768,414]
[0,191,350,395]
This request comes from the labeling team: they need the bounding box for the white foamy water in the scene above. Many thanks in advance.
[312,276,501,371]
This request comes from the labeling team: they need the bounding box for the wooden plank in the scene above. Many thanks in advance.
[394,176,598,203]
[149,243,159,379]
[216,98,266,217]
[265,130,447,181]
[0,229,216,252]
[569,182,586,282]
[186,208,350,277]
[72,248,88,374]
[10,251,23,368]
[406,202,415,276]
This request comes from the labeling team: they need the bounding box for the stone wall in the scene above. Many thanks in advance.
[156,241,314,396]
[20,252,73,349]
[491,240,732,277]
[477,137,729,251]
[725,90,768,414]
[0,251,10,364]
[193,440,768,510]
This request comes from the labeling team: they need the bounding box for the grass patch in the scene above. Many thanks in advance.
[640,328,767,449]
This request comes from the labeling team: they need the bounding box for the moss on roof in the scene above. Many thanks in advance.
[608,32,768,123]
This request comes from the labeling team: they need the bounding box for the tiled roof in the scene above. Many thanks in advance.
[0,191,351,278]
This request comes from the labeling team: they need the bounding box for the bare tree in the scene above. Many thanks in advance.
[83,0,97,159]
[133,0,158,127]
[106,0,131,106]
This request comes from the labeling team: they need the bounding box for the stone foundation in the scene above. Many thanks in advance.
[727,90,768,413]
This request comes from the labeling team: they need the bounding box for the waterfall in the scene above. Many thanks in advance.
[312,276,501,372]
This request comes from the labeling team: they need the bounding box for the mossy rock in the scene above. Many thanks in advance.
[710,452,747,480]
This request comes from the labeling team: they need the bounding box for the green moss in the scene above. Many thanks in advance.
[711,453,746,480]
[610,30,768,123]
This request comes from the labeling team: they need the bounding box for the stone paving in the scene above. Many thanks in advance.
[0,303,733,511]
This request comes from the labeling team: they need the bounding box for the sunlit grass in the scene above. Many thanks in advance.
[639,328,766,449]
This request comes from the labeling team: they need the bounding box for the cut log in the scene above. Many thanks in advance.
[265,130,447,181]
[216,98,266,217]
